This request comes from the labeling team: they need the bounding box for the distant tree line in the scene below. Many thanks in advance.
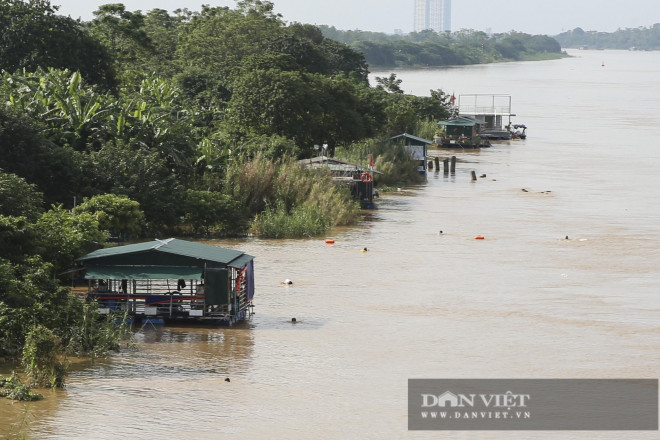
[554,24,660,50]
[319,26,563,67]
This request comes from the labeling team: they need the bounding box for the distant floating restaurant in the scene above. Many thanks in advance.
[77,238,254,325]
[437,94,526,146]
[457,94,516,132]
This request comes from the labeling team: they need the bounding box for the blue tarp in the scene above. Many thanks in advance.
[246,260,255,301]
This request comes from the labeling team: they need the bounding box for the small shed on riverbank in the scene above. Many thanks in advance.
[77,238,254,325]
[387,133,433,174]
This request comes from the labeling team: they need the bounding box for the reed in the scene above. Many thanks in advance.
[224,153,278,216]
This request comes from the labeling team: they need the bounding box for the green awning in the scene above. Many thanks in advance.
[438,120,476,127]
[84,265,203,280]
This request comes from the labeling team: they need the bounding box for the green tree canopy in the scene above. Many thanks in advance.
[176,1,284,76]
[322,26,563,67]
[35,205,107,276]
[75,193,145,240]
[0,0,116,88]
[555,24,660,50]
[226,68,319,147]
[0,170,44,221]
[0,215,39,262]
[89,3,152,77]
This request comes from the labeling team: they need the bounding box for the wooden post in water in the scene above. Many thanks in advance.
[450,156,456,173]
[428,160,433,170]
[434,156,440,171]
[471,170,477,181]
[443,158,449,175]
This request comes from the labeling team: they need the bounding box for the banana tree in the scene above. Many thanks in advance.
[2,68,115,151]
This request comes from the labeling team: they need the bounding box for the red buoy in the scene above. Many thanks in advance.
[475,235,485,240]
[325,239,335,244]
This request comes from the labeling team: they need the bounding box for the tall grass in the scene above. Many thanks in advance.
[224,154,278,216]
[251,202,329,238]
[226,154,360,238]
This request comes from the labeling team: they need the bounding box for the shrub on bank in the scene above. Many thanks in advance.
[66,302,133,359]
[252,202,329,238]
[22,325,67,389]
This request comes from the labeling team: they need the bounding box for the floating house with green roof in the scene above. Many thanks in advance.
[436,116,492,148]
[77,238,254,325]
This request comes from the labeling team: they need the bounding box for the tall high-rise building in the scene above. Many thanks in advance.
[414,0,451,33]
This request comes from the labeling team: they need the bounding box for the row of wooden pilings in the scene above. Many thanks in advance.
[428,156,479,181]
[428,156,456,174]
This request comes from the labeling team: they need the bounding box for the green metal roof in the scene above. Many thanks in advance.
[387,133,433,144]
[228,253,254,269]
[78,238,250,265]
[438,117,479,127]
[84,265,203,280]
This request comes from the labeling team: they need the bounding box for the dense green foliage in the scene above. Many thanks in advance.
[0,183,111,360]
[0,1,454,376]
[0,171,44,220]
[554,24,660,50]
[1,0,452,240]
[320,27,564,67]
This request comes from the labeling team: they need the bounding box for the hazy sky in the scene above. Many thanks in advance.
[54,0,659,35]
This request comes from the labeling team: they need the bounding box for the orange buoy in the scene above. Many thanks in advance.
[475,235,485,240]
[325,239,335,244]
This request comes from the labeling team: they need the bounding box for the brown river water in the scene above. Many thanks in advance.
[2,49,659,439]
